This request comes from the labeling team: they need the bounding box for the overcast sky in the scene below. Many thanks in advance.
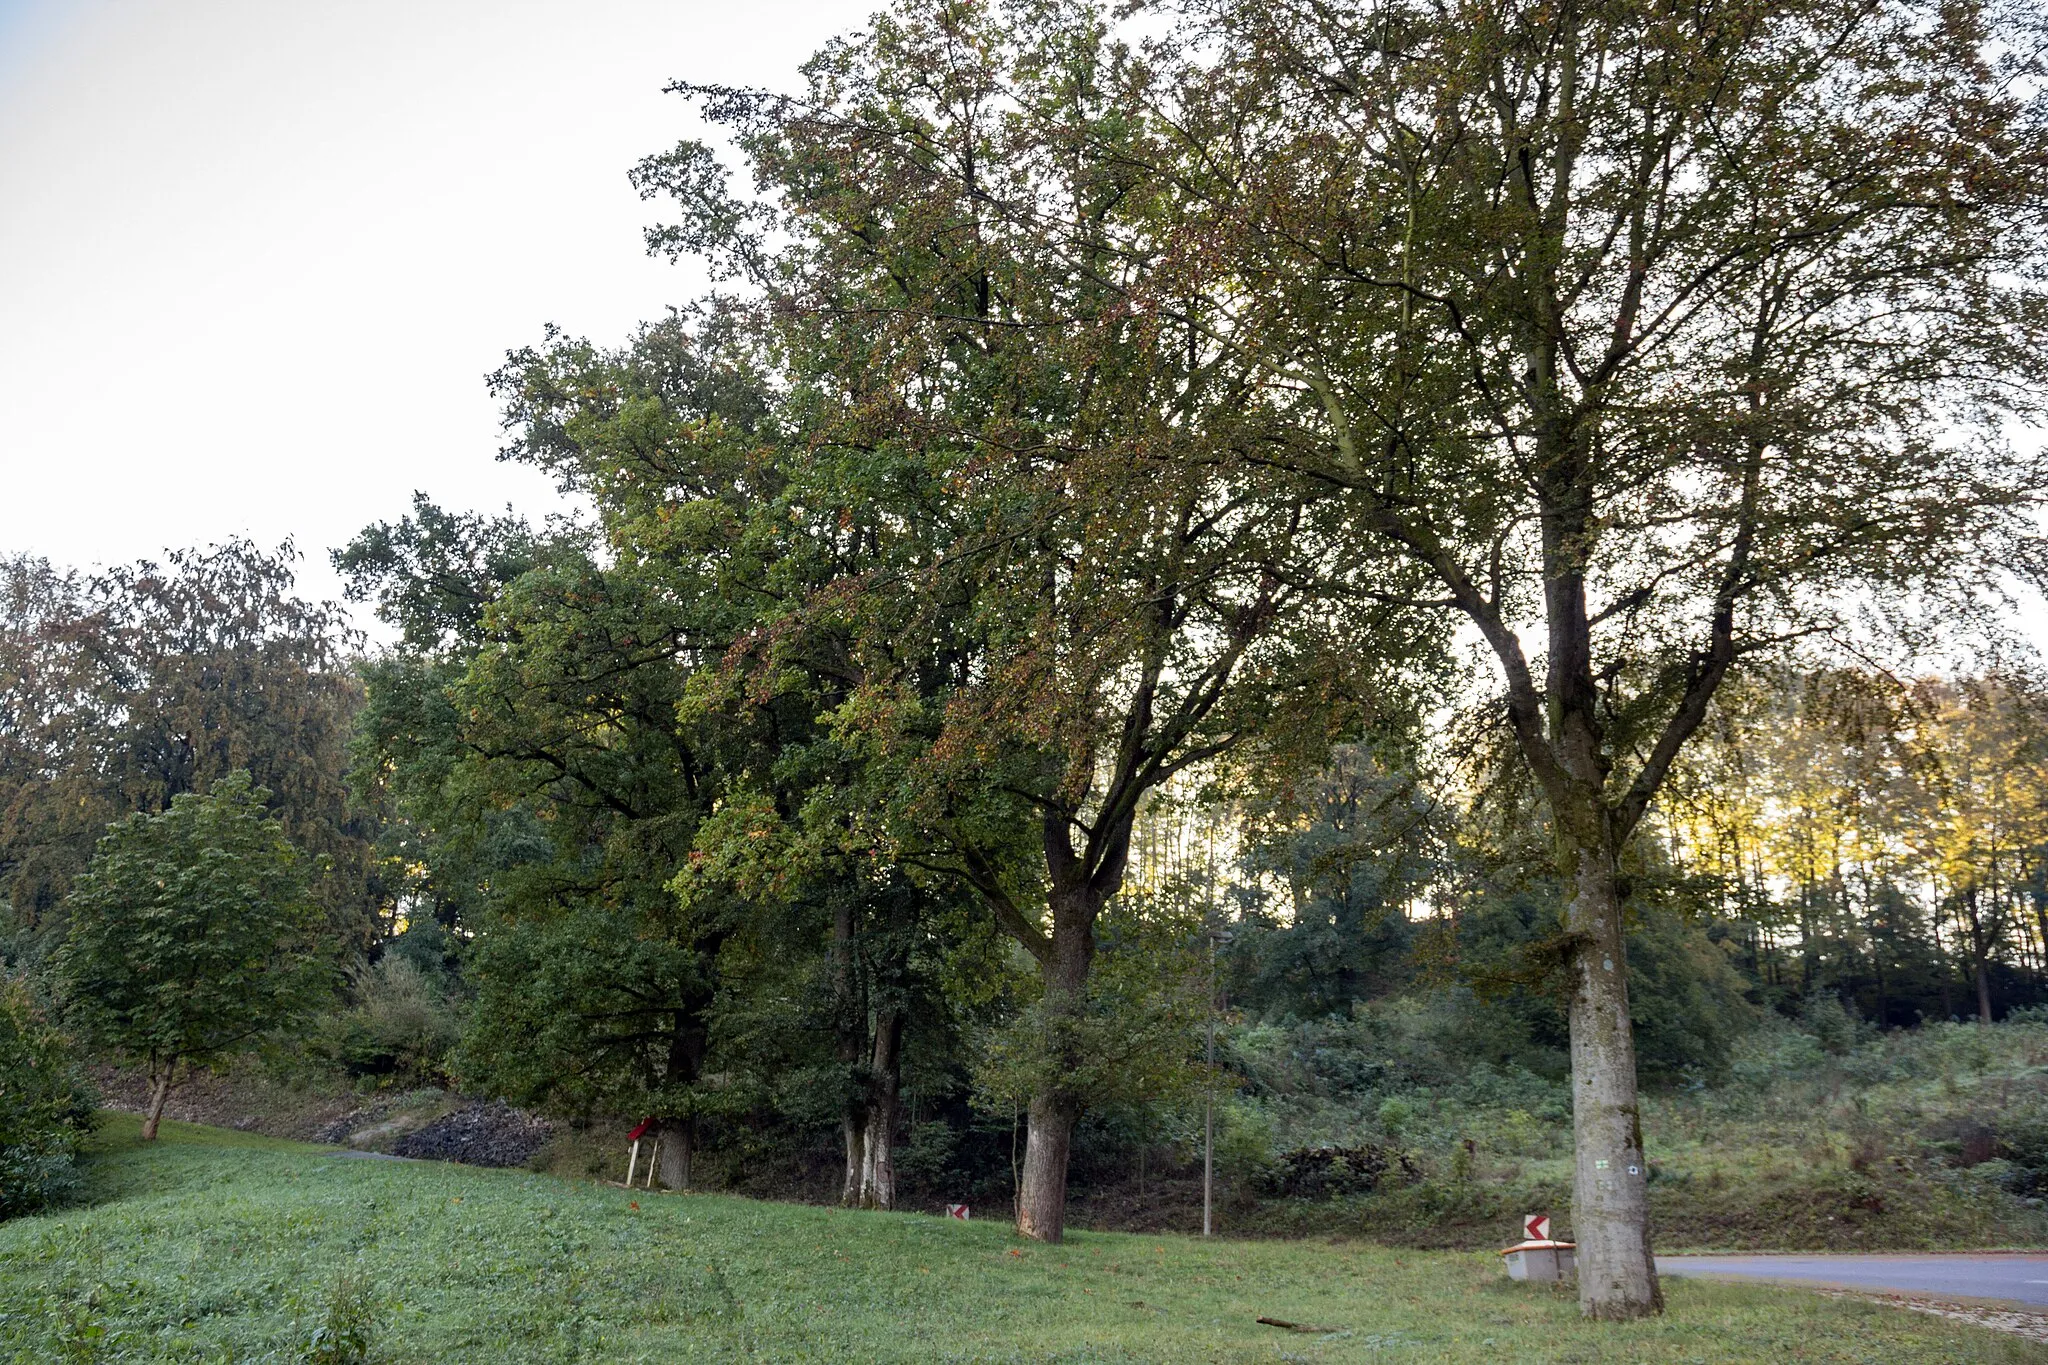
[0,0,858,624]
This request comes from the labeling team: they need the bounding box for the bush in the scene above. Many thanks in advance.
[1729,1021,1828,1091]
[309,954,463,1087]
[1259,1142,1420,1198]
[0,975,96,1218]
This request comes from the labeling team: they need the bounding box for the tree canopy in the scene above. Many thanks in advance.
[1,542,372,954]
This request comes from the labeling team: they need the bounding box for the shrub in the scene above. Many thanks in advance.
[310,954,463,1087]
[893,1120,961,1188]
[1729,1021,1827,1091]
[1799,990,1864,1056]
[1376,1096,1416,1138]
[1213,1097,1279,1185]
[304,1270,378,1365]
[0,975,96,1218]
[1259,1142,1420,1198]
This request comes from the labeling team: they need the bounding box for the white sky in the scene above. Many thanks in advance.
[0,0,861,626]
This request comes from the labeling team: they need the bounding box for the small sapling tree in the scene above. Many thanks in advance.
[55,772,331,1139]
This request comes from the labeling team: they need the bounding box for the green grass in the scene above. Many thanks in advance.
[92,1112,318,1152]
[1,1117,2041,1363]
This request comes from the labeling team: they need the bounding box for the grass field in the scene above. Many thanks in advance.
[1,1115,2041,1363]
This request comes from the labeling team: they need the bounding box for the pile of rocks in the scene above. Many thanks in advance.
[389,1102,554,1168]
[313,1104,395,1146]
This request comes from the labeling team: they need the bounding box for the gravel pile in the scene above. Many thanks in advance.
[389,1102,554,1168]
[313,1106,390,1145]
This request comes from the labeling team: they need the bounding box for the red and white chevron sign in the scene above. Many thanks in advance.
[1524,1214,1550,1242]
[946,1204,970,1220]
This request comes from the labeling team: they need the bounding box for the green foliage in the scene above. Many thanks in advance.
[1230,746,1440,1019]
[1375,1097,1415,1139]
[303,1271,378,1365]
[1,543,373,950]
[457,906,719,1120]
[334,493,541,654]
[159,0,2048,1266]
[633,11,1447,1234]
[309,953,464,1089]
[337,318,802,1138]
[53,772,334,1075]
[972,904,1210,1116]
[1440,858,1760,1086]
[0,976,95,1218]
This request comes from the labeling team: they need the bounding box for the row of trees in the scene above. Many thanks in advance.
[5,0,2044,1323]
[1666,668,2048,1028]
[567,0,2048,1320]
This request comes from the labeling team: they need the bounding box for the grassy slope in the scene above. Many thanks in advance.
[0,1116,2041,1363]
[85,1019,2048,1256]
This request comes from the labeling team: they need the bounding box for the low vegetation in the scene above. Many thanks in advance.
[74,996,2048,1262]
[4,0,2048,1329]
[0,977,94,1219]
[1198,1010,2048,1251]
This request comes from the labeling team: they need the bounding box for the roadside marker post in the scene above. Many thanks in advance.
[1499,1213,1575,1283]
[624,1117,653,1189]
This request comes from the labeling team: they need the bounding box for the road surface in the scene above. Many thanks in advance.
[1658,1254,2048,1305]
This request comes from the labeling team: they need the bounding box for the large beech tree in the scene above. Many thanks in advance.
[342,318,785,1191]
[1147,0,2048,1316]
[641,1,1434,1241]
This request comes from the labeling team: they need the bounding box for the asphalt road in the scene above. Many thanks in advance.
[1658,1254,2048,1305]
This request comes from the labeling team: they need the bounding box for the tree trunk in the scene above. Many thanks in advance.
[859,1117,895,1211]
[832,894,865,1207]
[141,1061,176,1141]
[2034,901,2048,998]
[655,979,712,1191]
[859,1007,903,1210]
[657,1117,693,1190]
[1016,1090,1080,1241]
[2031,864,2048,993]
[1565,846,1664,1320]
[1015,890,1097,1243]
[1965,887,1994,1025]
[842,1114,865,1208]
[1874,943,1890,1031]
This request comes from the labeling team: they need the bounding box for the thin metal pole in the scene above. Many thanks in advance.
[1203,929,1216,1238]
